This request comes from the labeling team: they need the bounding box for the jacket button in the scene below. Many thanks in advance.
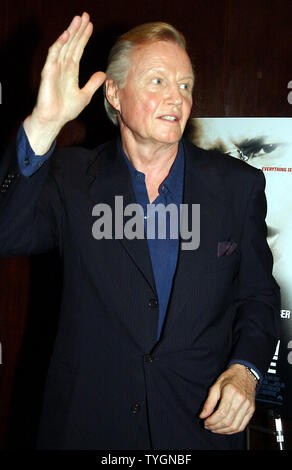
[131,403,141,414]
[144,354,154,363]
[148,298,158,308]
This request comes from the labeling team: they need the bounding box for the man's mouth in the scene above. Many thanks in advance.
[159,115,179,122]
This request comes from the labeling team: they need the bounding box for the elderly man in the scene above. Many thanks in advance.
[0,12,280,450]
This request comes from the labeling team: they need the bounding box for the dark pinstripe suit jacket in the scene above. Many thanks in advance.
[0,137,280,450]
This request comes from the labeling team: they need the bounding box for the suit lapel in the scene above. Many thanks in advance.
[86,139,157,296]
[182,138,227,256]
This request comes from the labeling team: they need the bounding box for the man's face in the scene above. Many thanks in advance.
[113,40,194,146]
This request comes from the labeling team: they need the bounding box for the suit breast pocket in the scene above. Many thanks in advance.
[215,248,241,272]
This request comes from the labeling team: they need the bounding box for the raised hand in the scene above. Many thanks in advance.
[24,12,106,154]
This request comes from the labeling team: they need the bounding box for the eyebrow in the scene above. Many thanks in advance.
[178,76,195,82]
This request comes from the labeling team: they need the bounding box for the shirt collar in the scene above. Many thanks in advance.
[119,139,185,196]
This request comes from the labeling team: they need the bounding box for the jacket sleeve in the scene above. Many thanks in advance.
[17,123,55,177]
[0,138,63,257]
[229,169,281,377]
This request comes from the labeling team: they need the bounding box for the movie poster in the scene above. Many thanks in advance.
[189,117,292,417]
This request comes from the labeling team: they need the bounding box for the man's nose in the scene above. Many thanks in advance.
[165,84,183,105]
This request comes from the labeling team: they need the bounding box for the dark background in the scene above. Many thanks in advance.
[0,0,292,451]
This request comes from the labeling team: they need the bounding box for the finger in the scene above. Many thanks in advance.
[45,15,82,67]
[66,12,92,61]
[199,384,221,419]
[215,398,255,435]
[71,21,94,63]
[211,401,253,434]
[45,30,70,67]
[59,15,84,61]
[236,405,255,433]
[204,397,233,428]
[66,15,83,43]
[203,383,236,427]
[207,398,248,433]
[205,387,254,433]
[81,71,107,101]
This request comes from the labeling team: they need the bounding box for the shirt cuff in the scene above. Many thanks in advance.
[227,359,263,391]
[17,122,56,177]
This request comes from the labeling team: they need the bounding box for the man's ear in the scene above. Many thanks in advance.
[105,79,121,112]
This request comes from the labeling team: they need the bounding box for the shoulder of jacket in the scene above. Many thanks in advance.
[49,140,115,175]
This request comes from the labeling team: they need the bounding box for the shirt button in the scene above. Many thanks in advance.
[131,403,141,414]
[144,354,154,363]
[148,298,158,308]
[24,158,29,166]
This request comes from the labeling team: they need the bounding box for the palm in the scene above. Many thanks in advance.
[34,13,106,126]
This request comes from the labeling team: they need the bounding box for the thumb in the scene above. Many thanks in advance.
[199,384,221,419]
[82,71,107,100]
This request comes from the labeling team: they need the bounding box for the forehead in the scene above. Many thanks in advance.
[127,40,193,78]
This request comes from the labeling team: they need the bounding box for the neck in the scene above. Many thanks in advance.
[120,132,180,203]
[120,132,179,178]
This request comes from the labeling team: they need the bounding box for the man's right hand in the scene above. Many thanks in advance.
[23,12,106,155]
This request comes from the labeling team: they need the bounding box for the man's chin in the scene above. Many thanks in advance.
[155,132,183,146]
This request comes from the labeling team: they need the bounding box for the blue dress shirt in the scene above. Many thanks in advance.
[119,141,184,341]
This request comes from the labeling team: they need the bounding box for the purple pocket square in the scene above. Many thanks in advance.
[217,241,238,257]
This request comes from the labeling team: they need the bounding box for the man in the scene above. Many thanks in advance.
[0,12,280,450]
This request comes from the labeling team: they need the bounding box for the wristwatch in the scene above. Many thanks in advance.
[245,366,260,383]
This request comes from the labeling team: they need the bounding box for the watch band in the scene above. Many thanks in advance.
[245,366,260,383]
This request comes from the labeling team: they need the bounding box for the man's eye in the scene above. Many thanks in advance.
[152,78,162,85]
[180,83,189,90]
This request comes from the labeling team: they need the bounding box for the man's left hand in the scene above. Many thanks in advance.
[199,363,257,434]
